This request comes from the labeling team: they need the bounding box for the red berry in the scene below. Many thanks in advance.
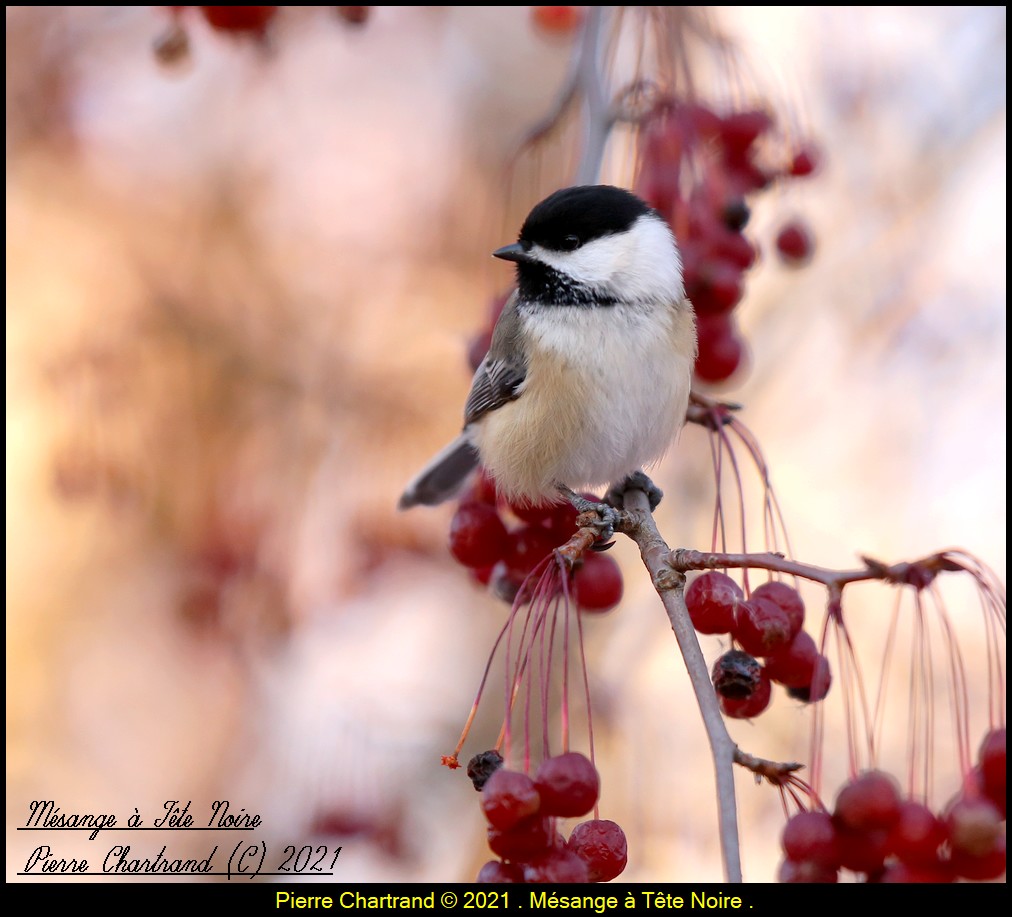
[510,500,557,526]
[522,848,590,883]
[968,764,1006,818]
[637,121,684,214]
[531,6,584,35]
[200,6,276,35]
[781,810,840,869]
[685,259,743,316]
[788,143,821,177]
[734,596,793,656]
[470,565,493,586]
[878,861,953,883]
[476,860,523,883]
[887,800,947,868]
[718,667,771,719]
[682,102,723,141]
[763,629,819,687]
[335,6,369,26]
[541,499,580,538]
[945,795,1002,858]
[777,858,838,883]
[694,314,745,384]
[511,497,586,537]
[776,220,814,265]
[726,159,772,195]
[449,503,509,569]
[574,552,624,613]
[487,814,554,861]
[833,770,901,832]
[785,660,832,703]
[567,819,628,882]
[534,753,600,818]
[711,225,757,271]
[834,824,890,875]
[750,581,804,638]
[481,769,541,830]
[719,110,773,158]
[685,571,741,634]
[506,525,559,577]
[950,832,1006,881]
[711,649,762,700]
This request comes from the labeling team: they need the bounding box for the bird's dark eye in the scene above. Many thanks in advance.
[560,235,581,252]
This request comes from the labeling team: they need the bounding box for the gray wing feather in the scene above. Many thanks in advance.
[463,293,527,426]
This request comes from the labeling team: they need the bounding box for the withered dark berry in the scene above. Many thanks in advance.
[467,749,504,791]
[711,649,762,699]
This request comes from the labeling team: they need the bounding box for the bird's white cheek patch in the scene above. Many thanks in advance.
[531,216,683,303]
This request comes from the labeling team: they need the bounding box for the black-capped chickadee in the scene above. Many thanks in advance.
[399,184,696,513]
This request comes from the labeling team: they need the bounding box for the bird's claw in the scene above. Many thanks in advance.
[605,470,663,512]
[558,486,620,545]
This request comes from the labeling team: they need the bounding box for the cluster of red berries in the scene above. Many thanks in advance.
[636,101,820,385]
[779,733,1007,882]
[475,751,628,882]
[448,473,623,612]
[687,572,831,719]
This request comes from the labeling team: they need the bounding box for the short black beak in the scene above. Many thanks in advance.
[493,242,535,264]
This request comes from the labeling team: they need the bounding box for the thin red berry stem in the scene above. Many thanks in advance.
[869,591,902,778]
[561,580,572,754]
[928,584,974,777]
[897,593,926,798]
[710,412,752,585]
[567,567,600,818]
[445,593,534,763]
[504,564,552,763]
[706,419,730,556]
[831,613,876,778]
[725,415,795,561]
[542,591,558,761]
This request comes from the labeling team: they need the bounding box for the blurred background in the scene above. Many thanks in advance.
[6,6,1006,883]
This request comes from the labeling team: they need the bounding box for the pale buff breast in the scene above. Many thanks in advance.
[472,302,694,503]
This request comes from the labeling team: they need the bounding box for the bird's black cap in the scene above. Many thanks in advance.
[518,185,654,253]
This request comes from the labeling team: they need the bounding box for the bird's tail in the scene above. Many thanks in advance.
[398,435,480,509]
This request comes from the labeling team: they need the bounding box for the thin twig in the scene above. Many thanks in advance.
[733,748,803,784]
[669,548,967,594]
[574,6,613,185]
[520,7,616,186]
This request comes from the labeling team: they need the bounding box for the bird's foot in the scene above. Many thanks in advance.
[605,470,663,512]
[557,485,620,548]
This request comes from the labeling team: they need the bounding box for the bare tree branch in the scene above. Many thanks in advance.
[615,489,743,883]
